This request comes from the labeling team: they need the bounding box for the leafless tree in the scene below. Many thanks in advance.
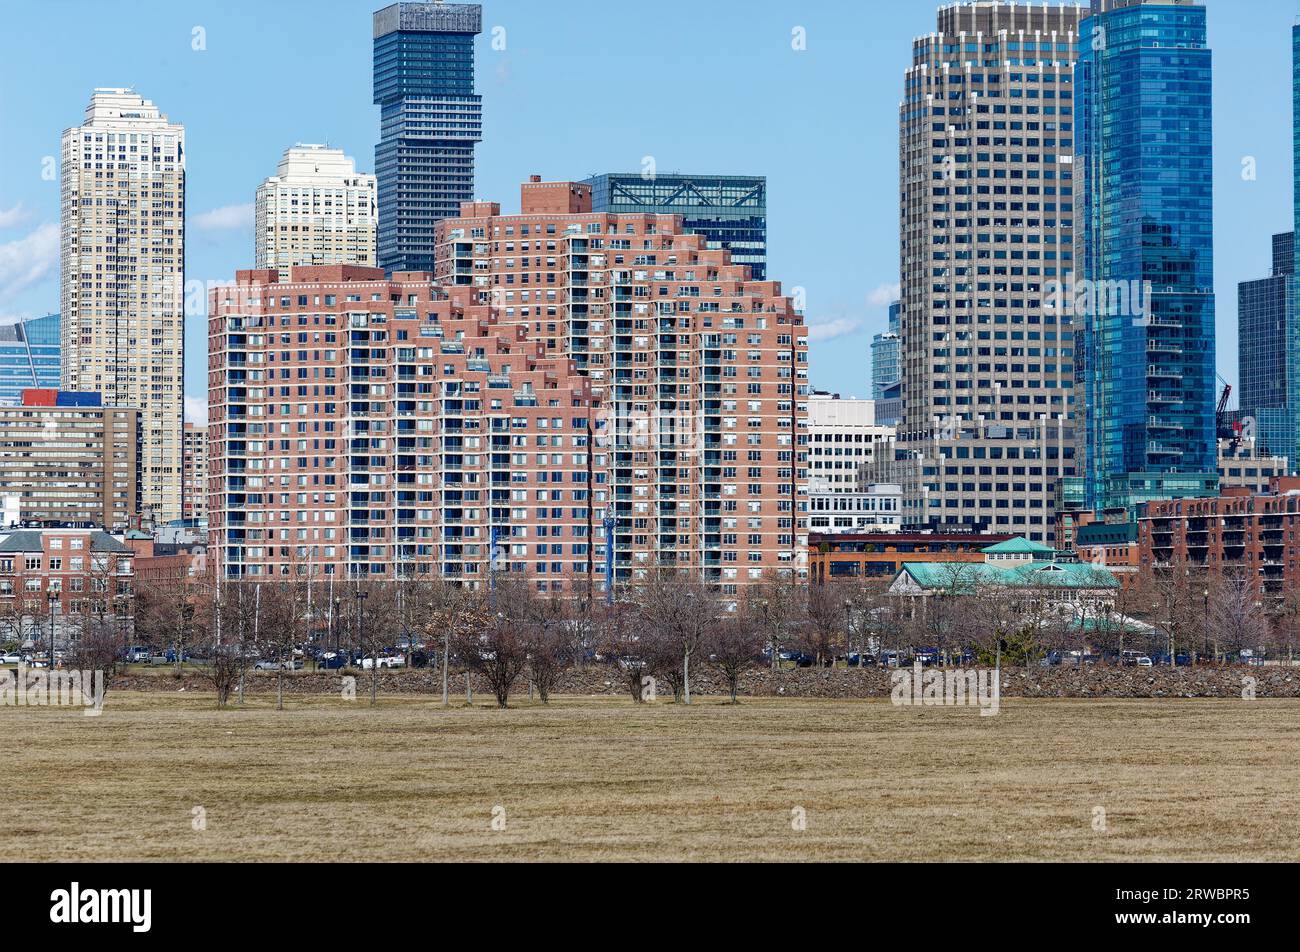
[525,597,573,704]
[410,576,487,706]
[806,582,849,667]
[634,566,717,704]
[63,614,119,702]
[1207,571,1268,663]
[744,571,806,670]
[1270,590,1300,665]
[1132,562,1203,663]
[451,608,529,709]
[254,578,314,711]
[593,592,650,702]
[706,615,764,703]
[196,642,242,708]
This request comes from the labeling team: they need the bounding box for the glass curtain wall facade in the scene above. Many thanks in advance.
[0,314,60,405]
[1076,0,1217,510]
[583,173,767,280]
[373,2,482,274]
[871,301,901,400]
[1238,232,1295,468]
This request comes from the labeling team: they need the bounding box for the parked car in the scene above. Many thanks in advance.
[0,652,21,665]
[316,652,348,670]
[253,659,281,671]
[1136,656,1154,668]
[123,647,150,664]
[360,655,405,670]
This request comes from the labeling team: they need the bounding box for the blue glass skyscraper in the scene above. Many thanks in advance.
[1076,0,1217,510]
[373,2,483,274]
[871,301,901,401]
[0,313,60,405]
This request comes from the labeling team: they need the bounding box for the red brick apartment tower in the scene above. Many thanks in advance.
[207,265,602,591]
[1139,478,1300,611]
[435,178,810,595]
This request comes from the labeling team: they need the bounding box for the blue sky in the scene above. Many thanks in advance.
[0,0,1296,419]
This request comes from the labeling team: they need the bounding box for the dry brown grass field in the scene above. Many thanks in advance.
[4,691,1298,862]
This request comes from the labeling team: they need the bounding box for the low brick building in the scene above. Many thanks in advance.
[808,531,1016,583]
[0,527,135,646]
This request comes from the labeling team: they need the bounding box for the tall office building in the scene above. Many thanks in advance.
[0,391,140,528]
[373,2,483,274]
[436,178,809,592]
[806,392,900,535]
[0,314,60,405]
[1237,232,1296,468]
[1076,0,1217,510]
[60,88,185,524]
[583,173,768,280]
[207,266,598,586]
[871,301,901,398]
[255,144,377,280]
[894,3,1082,544]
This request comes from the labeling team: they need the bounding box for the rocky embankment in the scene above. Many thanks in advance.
[108,663,1300,700]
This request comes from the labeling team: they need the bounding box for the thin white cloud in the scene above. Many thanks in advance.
[806,317,863,344]
[0,222,59,299]
[867,282,901,309]
[0,204,32,229]
[184,396,208,426]
[192,203,254,232]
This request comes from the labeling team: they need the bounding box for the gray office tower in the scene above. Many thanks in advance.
[373,3,483,274]
[583,173,767,280]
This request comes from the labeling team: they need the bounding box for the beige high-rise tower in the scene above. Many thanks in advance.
[255,144,377,280]
[888,3,1084,546]
[60,88,185,525]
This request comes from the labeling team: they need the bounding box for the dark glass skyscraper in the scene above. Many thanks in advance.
[1076,0,1217,510]
[582,173,767,279]
[373,2,482,274]
[1238,233,1295,467]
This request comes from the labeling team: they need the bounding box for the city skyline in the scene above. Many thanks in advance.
[0,0,1295,418]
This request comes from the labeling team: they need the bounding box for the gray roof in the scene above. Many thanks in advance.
[0,530,132,554]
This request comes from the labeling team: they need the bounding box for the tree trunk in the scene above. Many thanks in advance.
[683,649,691,705]
[276,670,283,711]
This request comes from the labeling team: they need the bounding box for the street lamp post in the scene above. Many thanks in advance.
[843,599,854,665]
[48,591,58,669]
[1202,588,1210,664]
[178,601,193,673]
[355,590,372,706]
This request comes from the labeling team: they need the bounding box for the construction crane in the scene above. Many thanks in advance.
[1215,376,1245,451]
